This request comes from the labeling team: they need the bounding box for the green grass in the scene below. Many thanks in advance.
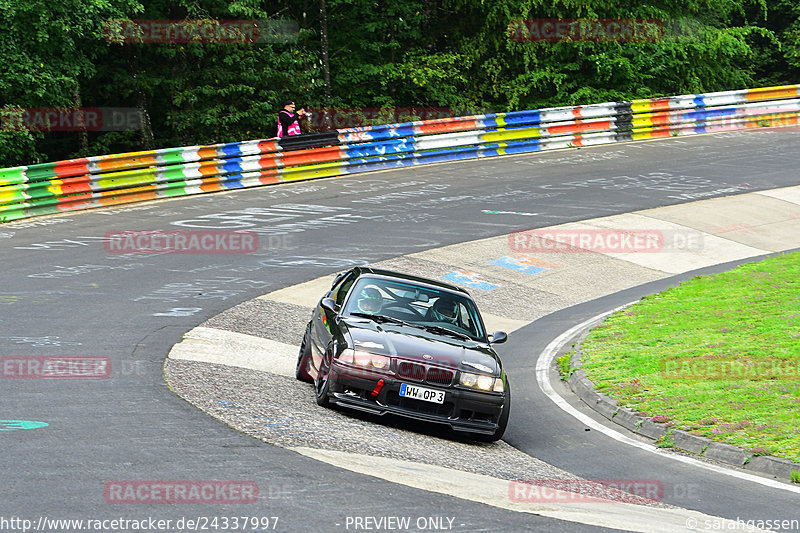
[557,352,576,381]
[580,251,800,462]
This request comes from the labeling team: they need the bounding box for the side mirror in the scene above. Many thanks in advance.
[489,331,508,344]
[320,297,337,314]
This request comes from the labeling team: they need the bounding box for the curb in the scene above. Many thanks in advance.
[562,321,800,484]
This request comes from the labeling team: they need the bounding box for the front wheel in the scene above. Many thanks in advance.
[295,325,313,383]
[315,371,331,407]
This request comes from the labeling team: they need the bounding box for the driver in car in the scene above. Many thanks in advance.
[357,287,383,315]
[430,296,460,325]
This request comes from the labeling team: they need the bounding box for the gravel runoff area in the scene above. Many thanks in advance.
[203,298,310,347]
[164,357,560,482]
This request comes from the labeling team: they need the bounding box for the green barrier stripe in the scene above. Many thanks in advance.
[0,167,26,187]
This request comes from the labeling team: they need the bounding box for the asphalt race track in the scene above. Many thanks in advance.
[1,128,799,532]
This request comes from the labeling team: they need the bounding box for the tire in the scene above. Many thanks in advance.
[474,381,511,442]
[295,326,313,383]
[315,371,331,407]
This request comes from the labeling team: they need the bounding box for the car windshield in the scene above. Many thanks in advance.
[342,277,487,341]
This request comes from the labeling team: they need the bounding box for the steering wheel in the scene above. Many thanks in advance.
[380,300,425,319]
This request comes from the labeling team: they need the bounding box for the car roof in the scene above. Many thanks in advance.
[352,266,471,297]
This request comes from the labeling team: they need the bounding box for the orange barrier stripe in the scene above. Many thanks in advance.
[95,152,158,170]
[258,171,280,185]
[258,154,280,170]
[745,85,800,102]
[645,124,680,137]
[258,140,279,153]
[56,192,93,206]
[648,99,672,112]
[56,197,95,212]
[97,187,159,205]
[196,146,219,160]
[57,181,93,195]
[280,147,344,167]
[417,119,478,135]
[200,181,223,193]
[53,159,90,178]
[548,119,612,135]
[198,162,219,176]
[647,112,672,126]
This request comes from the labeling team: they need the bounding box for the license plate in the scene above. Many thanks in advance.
[399,383,445,404]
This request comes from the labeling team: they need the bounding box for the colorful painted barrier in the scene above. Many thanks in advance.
[1,84,798,222]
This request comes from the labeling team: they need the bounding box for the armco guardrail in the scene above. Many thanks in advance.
[1,84,798,223]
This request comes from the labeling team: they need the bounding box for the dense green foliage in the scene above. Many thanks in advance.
[1,0,798,166]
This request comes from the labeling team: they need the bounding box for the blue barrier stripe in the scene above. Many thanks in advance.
[501,110,542,126]
[344,158,417,174]
[342,152,415,170]
[414,147,481,163]
[219,143,245,157]
[343,138,415,158]
[684,108,739,120]
[221,160,245,173]
[220,175,245,189]
[482,138,543,153]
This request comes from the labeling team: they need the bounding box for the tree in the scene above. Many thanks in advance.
[0,0,143,166]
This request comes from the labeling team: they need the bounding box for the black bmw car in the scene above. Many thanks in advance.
[296,267,511,441]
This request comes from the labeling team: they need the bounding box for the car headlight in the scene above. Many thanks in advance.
[459,372,499,391]
[339,348,391,370]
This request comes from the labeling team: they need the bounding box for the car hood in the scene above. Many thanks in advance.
[341,318,500,374]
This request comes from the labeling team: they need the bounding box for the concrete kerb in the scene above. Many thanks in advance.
[558,316,800,483]
[704,443,752,467]
[745,456,800,480]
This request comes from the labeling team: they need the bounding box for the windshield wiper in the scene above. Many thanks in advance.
[419,324,473,341]
[349,312,414,327]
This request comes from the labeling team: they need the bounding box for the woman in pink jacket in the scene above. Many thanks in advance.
[277,100,308,137]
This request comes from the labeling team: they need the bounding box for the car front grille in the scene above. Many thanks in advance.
[396,360,454,386]
[425,366,455,386]
[397,361,426,381]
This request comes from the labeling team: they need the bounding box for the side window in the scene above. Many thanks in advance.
[331,274,356,308]
[458,303,471,330]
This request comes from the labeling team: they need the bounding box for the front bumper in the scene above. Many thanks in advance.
[327,361,505,435]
